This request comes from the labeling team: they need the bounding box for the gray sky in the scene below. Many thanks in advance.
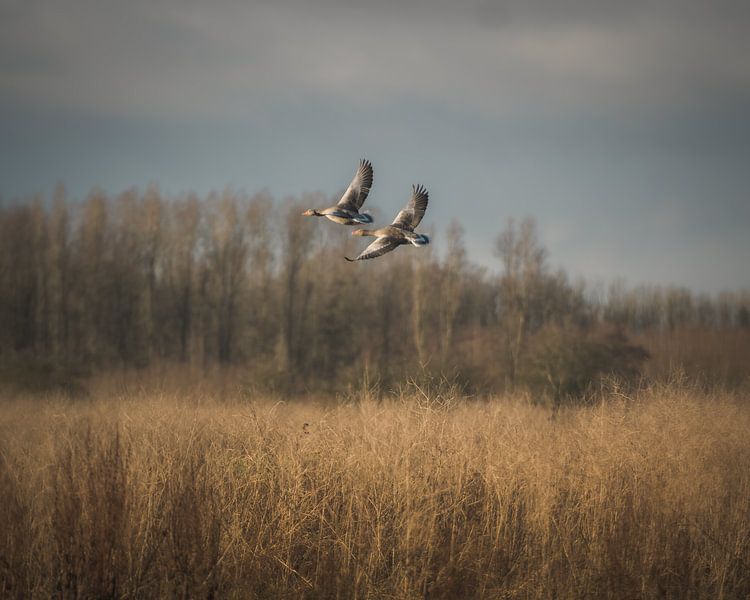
[2,0,749,291]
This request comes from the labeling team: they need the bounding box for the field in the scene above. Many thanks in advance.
[1,380,749,599]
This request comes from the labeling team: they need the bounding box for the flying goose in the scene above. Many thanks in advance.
[302,159,374,225]
[345,184,430,261]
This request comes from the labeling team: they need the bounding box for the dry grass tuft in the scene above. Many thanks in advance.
[1,382,749,598]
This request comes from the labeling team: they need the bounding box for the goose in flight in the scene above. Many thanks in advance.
[345,184,430,261]
[302,159,374,225]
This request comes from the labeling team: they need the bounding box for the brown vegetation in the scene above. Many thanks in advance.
[1,188,749,399]
[1,380,749,598]
[2,186,749,596]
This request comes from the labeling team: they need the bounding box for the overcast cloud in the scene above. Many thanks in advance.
[2,0,749,291]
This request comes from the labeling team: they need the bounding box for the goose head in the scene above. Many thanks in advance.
[302,209,320,217]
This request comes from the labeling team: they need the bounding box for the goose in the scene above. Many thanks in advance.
[302,159,374,225]
[345,184,430,261]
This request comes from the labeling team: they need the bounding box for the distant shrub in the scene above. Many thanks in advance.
[527,325,649,406]
[0,355,89,398]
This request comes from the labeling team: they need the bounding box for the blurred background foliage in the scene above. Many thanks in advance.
[1,186,748,403]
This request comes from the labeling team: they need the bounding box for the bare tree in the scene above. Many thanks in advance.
[279,197,315,376]
[0,205,38,352]
[48,186,71,364]
[245,193,275,359]
[204,192,250,364]
[439,220,466,364]
[167,195,201,362]
[141,187,164,360]
[78,191,109,360]
[495,217,547,388]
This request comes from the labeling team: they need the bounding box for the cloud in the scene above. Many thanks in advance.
[2,0,749,292]
[2,0,749,120]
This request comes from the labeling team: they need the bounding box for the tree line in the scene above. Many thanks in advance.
[1,186,748,397]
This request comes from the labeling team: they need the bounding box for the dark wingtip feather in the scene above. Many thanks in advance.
[344,256,356,262]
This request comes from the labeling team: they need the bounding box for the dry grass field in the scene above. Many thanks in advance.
[1,380,749,599]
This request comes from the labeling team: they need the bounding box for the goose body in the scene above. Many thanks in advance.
[346,184,430,261]
[303,159,374,225]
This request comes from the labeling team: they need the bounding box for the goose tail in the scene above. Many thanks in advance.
[409,233,430,246]
[353,213,373,224]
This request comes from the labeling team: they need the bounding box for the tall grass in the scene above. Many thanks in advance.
[1,382,749,598]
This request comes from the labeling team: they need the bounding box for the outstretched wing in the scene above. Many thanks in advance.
[345,237,401,261]
[391,184,428,231]
[337,159,373,212]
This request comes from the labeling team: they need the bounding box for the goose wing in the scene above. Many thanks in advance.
[337,159,373,212]
[391,184,428,231]
[345,237,401,261]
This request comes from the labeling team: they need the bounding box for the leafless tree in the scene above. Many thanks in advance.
[495,217,547,387]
